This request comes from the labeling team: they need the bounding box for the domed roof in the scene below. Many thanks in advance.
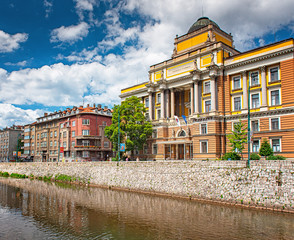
[188,17,219,34]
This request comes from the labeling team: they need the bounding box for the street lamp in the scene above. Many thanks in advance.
[117,106,121,161]
[247,81,251,168]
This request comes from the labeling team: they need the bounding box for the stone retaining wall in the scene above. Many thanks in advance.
[0,160,293,212]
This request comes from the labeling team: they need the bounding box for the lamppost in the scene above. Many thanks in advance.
[247,81,251,168]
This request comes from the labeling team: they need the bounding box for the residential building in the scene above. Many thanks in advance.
[23,104,112,162]
[0,126,23,162]
[120,17,294,160]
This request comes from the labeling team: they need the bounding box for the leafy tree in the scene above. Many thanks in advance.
[105,96,153,158]
[17,138,24,154]
[227,119,247,160]
[259,138,273,158]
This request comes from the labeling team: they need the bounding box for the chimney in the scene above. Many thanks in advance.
[44,113,48,116]
[98,104,102,109]
[104,106,108,110]
[93,103,96,108]
[79,105,83,108]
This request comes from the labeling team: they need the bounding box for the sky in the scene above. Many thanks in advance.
[0,0,294,128]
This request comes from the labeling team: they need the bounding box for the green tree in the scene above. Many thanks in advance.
[17,138,24,154]
[105,96,153,159]
[259,138,273,158]
[227,120,247,159]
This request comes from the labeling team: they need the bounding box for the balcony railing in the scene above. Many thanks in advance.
[75,135,101,140]
[74,145,102,151]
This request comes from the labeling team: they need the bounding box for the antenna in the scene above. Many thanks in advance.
[201,0,204,17]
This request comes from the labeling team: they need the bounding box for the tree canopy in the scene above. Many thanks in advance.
[105,96,153,157]
[227,119,247,159]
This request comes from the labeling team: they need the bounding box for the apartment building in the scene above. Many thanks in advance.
[23,104,112,162]
[0,126,23,162]
[120,17,294,160]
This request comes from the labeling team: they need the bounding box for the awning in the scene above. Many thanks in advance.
[157,140,193,144]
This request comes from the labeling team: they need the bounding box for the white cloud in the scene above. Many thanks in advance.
[74,0,98,22]
[5,60,27,67]
[0,30,28,53]
[44,0,53,18]
[50,22,89,43]
[0,104,42,129]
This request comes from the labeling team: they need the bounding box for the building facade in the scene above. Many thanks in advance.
[23,104,112,162]
[120,17,294,160]
[0,126,23,162]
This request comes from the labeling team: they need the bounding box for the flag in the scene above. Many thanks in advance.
[182,115,187,125]
[174,115,181,127]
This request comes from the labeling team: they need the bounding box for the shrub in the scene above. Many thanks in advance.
[249,153,260,160]
[259,139,273,157]
[0,172,9,177]
[222,152,241,160]
[267,155,286,160]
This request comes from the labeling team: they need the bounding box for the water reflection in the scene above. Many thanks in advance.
[0,178,293,240]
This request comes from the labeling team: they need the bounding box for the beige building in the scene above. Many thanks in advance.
[120,17,294,160]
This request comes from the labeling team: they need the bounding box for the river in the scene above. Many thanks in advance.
[0,177,293,240]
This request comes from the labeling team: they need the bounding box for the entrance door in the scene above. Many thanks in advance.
[178,144,184,160]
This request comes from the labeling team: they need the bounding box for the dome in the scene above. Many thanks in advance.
[188,17,219,34]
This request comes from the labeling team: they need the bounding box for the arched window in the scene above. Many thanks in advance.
[178,130,186,137]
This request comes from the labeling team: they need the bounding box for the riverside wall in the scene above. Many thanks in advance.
[0,160,293,212]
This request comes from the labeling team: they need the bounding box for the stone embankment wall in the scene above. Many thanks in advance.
[0,160,293,212]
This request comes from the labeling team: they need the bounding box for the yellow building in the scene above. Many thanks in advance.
[120,17,294,160]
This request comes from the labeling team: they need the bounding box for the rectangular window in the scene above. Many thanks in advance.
[72,141,75,147]
[63,132,66,138]
[104,141,109,148]
[252,140,260,152]
[54,140,57,146]
[204,81,210,94]
[272,139,281,152]
[54,131,57,137]
[82,119,90,125]
[63,142,66,147]
[152,129,157,138]
[271,118,279,130]
[152,144,158,154]
[157,93,161,103]
[37,134,39,140]
[82,140,90,146]
[251,94,259,108]
[82,151,89,158]
[50,141,52,147]
[271,90,280,106]
[82,130,89,136]
[234,96,241,111]
[233,76,241,89]
[251,120,259,132]
[201,124,207,134]
[50,132,53,137]
[157,109,161,119]
[60,123,64,128]
[72,131,75,137]
[205,100,211,112]
[250,71,259,86]
[200,141,208,153]
[72,121,75,126]
[145,97,149,108]
[270,67,279,82]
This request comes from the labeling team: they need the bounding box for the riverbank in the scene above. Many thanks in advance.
[0,160,293,213]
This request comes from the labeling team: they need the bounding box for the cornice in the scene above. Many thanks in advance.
[225,47,294,70]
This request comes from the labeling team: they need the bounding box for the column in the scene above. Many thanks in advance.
[148,92,153,120]
[260,66,267,107]
[242,71,248,109]
[166,90,170,119]
[194,81,199,114]
[171,88,175,118]
[211,77,216,112]
[190,83,194,115]
[160,89,165,119]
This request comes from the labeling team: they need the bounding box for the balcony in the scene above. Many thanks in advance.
[75,135,101,140]
[74,145,102,151]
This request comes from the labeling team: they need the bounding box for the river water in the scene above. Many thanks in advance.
[0,178,293,240]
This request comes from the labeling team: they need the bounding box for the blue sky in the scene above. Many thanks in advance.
[0,0,294,128]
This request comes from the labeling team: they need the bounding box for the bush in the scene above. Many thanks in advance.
[250,153,260,160]
[222,152,241,160]
[259,139,273,157]
[0,172,9,177]
[267,155,286,160]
